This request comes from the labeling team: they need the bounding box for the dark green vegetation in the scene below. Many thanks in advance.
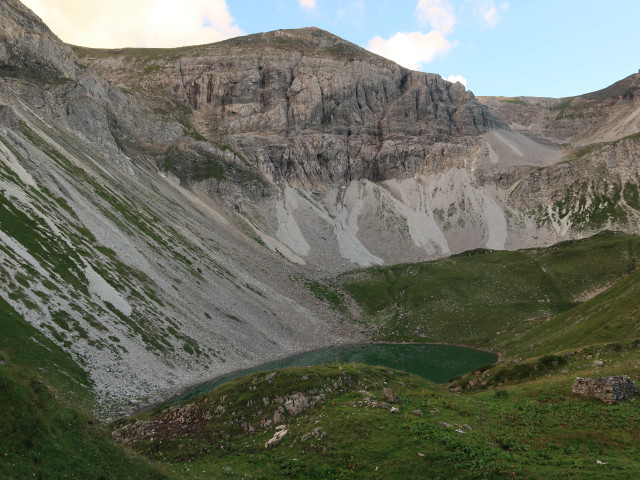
[175,343,496,403]
[0,357,173,480]
[340,232,640,353]
[503,267,640,358]
[305,279,348,314]
[3,220,640,480]
[114,361,640,480]
[497,97,528,106]
[111,228,640,478]
[161,143,269,189]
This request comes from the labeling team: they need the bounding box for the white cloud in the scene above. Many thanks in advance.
[446,74,467,87]
[21,0,243,48]
[368,31,451,70]
[415,0,456,34]
[468,0,509,29]
[299,0,317,10]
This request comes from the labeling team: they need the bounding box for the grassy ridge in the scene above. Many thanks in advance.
[113,363,640,479]
[0,358,173,480]
[339,232,640,348]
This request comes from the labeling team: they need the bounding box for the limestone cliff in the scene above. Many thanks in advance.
[0,0,76,79]
[76,27,505,187]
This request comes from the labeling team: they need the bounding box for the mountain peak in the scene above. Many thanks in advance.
[0,0,76,79]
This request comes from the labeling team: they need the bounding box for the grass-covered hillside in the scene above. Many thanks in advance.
[501,265,640,358]
[0,353,173,480]
[338,231,640,352]
[112,360,640,480]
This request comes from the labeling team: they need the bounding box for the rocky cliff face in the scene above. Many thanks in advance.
[478,73,640,146]
[76,27,505,187]
[0,0,76,79]
[0,1,361,416]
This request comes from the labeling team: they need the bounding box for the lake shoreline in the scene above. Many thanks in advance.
[132,342,499,418]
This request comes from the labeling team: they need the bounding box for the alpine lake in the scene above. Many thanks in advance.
[174,343,497,403]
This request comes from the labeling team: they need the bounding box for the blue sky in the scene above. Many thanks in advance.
[24,0,640,98]
[228,0,639,97]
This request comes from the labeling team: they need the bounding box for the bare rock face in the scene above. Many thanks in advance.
[0,0,76,79]
[77,27,505,187]
[572,376,638,404]
[478,73,640,146]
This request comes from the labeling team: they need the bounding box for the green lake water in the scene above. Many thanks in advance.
[175,343,497,403]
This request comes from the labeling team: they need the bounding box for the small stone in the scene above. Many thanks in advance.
[300,427,323,442]
[593,360,604,367]
[265,428,288,448]
[383,388,398,403]
[390,407,400,414]
[273,407,285,425]
[411,409,424,417]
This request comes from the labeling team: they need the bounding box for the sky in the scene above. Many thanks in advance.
[21,0,640,98]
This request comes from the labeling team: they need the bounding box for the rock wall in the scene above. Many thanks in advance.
[77,27,505,187]
[572,376,638,403]
[0,0,76,79]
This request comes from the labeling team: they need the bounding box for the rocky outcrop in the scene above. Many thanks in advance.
[572,376,638,403]
[0,0,76,79]
[478,73,640,146]
[2,0,640,417]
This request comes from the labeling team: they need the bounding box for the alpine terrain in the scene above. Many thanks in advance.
[1,0,640,478]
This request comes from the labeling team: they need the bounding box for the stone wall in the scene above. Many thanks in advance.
[572,376,638,404]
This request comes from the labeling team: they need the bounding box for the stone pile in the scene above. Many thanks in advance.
[572,375,638,404]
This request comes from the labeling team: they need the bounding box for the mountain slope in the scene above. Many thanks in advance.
[0,0,361,415]
[478,72,640,147]
[338,231,640,347]
[111,363,640,479]
[74,33,640,270]
[74,27,505,187]
[502,264,640,357]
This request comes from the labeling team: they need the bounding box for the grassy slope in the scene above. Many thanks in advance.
[502,267,640,358]
[339,231,640,349]
[113,363,640,480]
[0,357,173,480]
[0,296,93,405]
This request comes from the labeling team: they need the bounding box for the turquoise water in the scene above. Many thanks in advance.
[175,343,497,403]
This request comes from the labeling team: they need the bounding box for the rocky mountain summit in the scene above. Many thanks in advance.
[77,27,505,187]
[1,0,639,414]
